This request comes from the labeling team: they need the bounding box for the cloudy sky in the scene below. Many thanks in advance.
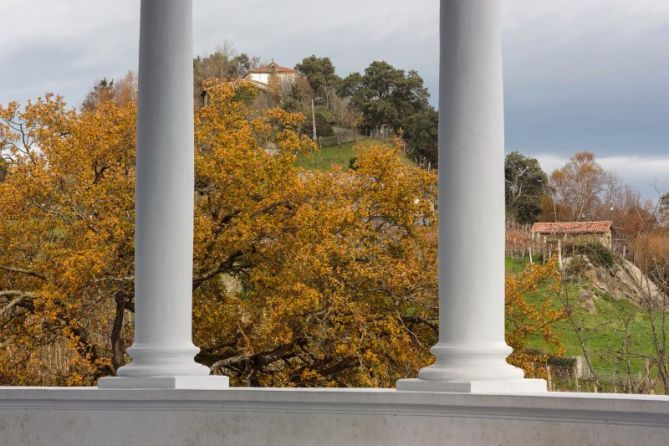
[1,0,667,198]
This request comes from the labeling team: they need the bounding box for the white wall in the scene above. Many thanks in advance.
[1,388,668,446]
[249,72,269,84]
[248,72,296,86]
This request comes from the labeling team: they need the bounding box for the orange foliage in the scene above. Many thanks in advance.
[0,83,438,386]
[0,81,563,386]
[634,229,669,283]
[506,260,567,378]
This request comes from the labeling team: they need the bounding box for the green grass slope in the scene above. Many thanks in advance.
[295,138,413,171]
[506,257,666,386]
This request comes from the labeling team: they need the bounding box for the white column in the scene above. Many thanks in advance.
[397,0,545,393]
[99,0,228,389]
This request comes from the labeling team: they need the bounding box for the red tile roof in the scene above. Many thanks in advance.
[248,62,296,74]
[531,221,613,234]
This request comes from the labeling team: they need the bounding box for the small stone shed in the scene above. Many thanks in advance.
[531,221,614,250]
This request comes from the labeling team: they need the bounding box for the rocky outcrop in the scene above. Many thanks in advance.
[578,288,597,314]
[566,256,666,309]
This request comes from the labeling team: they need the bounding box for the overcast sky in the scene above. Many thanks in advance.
[0,0,667,198]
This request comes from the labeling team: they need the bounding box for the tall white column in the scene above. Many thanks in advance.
[397,0,545,393]
[99,0,228,389]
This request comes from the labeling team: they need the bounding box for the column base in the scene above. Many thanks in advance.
[396,343,548,393]
[396,378,546,393]
[98,375,229,389]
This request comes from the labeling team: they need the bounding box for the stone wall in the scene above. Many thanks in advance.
[1,388,668,446]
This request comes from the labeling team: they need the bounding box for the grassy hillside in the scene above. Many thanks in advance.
[506,257,666,389]
[295,138,413,171]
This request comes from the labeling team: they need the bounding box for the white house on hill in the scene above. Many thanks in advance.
[247,61,297,88]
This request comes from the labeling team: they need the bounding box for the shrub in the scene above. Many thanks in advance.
[312,112,334,137]
[548,356,577,368]
[318,135,338,148]
[564,238,615,268]
[564,254,589,280]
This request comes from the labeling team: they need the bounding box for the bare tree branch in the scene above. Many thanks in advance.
[0,265,46,281]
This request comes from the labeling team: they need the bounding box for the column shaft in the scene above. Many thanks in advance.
[99,0,228,389]
[397,0,545,393]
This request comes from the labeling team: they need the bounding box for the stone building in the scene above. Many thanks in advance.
[531,221,614,249]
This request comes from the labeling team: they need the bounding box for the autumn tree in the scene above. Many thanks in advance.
[112,72,138,107]
[82,72,137,111]
[1,81,565,387]
[0,94,137,384]
[542,152,609,222]
[600,183,655,247]
[191,83,439,385]
[635,229,669,293]
[541,151,655,251]
[0,82,439,386]
[81,78,115,111]
[505,259,566,378]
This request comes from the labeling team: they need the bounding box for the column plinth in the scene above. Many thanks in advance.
[98,0,227,390]
[397,0,546,394]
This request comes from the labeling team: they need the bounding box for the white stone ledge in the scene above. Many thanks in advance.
[1,387,668,446]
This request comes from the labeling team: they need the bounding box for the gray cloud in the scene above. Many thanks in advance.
[0,0,667,195]
[536,153,669,202]
[502,0,669,160]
